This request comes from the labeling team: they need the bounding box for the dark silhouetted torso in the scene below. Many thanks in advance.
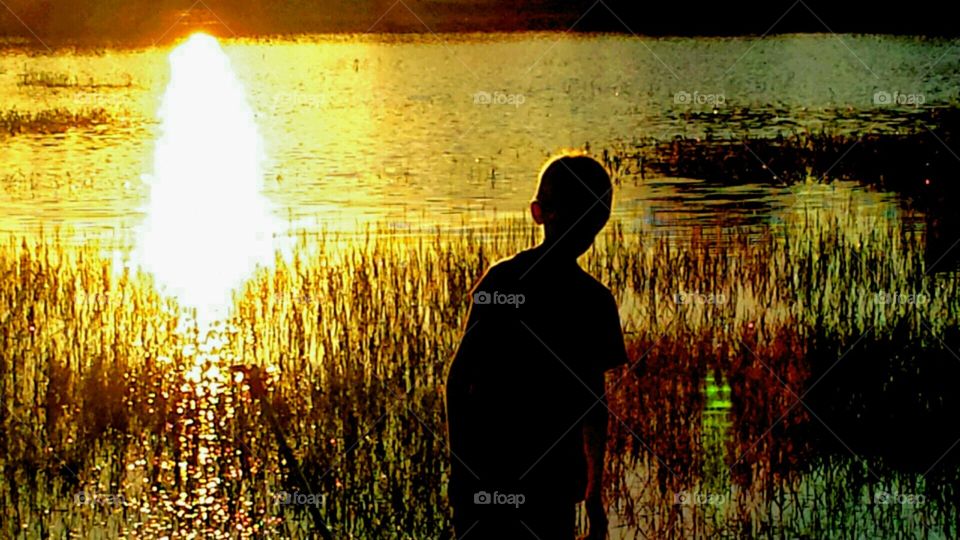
[446,246,628,511]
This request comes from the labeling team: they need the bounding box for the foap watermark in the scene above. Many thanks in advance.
[271,92,328,113]
[673,490,729,506]
[273,292,321,306]
[873,90,925,107]
[473,290,525,308]
[874,291,928,305]
[472,91,526,107]
[873,490,925,506]
[474,490,525,508]
[673,90,726,107]
[386,221,474,235]
[673,291,727,305]
[74,291,118,306]
[629,211,681,238]
[274,490,326,508]
[74,490,126,507]
[73,94,127,109]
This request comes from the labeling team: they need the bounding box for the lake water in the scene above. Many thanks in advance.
[1,33,956,238]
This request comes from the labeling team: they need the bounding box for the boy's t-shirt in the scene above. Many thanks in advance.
[447,247,629,507]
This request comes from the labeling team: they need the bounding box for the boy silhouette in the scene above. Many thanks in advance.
[446,154,628,539]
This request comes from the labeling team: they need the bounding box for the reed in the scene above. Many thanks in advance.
[0,208,957,537]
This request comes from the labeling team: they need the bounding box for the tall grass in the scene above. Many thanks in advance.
[0,108,111,136]
[1,208,958,538]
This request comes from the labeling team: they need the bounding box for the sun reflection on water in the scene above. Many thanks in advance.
[126,34,285,537]
[134,33,280,327]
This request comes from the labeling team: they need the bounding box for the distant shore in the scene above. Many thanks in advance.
[0,0,957,48]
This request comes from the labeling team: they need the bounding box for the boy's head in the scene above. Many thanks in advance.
[531,154,613,257]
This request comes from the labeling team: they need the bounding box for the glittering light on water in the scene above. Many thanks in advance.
[135,33,279,325]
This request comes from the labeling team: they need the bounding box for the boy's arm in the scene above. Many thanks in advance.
[445,279,491,505]
[583,292,629,539]
[583,396,610,538]
[446,299,481,454]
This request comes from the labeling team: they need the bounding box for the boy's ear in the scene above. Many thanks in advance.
[530,200,545,225]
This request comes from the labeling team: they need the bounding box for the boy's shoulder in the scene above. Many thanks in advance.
[482,249,612,297]
[484,249,535,277]
[482,249,552,281]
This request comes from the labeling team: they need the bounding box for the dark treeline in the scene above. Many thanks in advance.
[0,0,956,45]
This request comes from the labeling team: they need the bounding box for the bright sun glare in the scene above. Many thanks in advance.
[135,33,278,325]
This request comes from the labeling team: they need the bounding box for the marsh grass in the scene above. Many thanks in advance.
[17,69,134,89]
[612,108,960,204]
[1,208,958,538]
[0,108,111,136]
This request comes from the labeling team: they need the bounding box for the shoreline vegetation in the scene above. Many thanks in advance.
[17,69,134,89]
[1,211,958,537]
[0,107,111,136]
[0,1,957,47]
[635,108,959,198]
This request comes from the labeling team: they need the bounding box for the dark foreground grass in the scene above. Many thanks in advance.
[1,209,959,538]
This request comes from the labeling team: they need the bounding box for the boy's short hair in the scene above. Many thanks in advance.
[534,153,613,232]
